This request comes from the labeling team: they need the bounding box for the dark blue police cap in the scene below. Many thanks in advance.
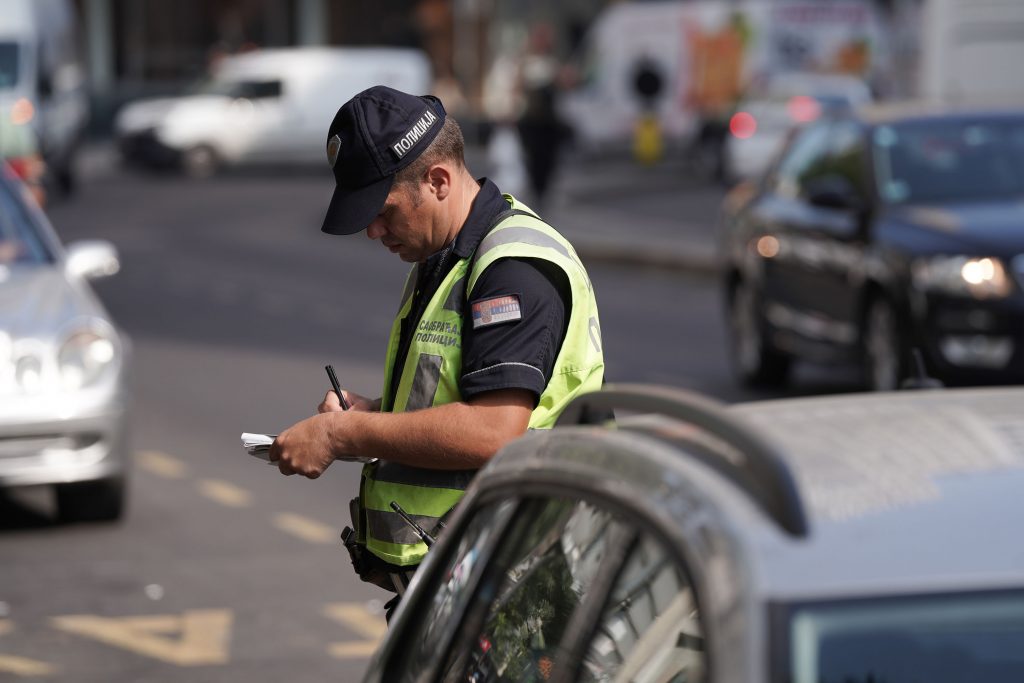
[321,86,446,235]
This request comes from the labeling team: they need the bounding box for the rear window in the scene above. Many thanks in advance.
[0,42,19,89]
[781,590,1024,683]
[0,176,54,266]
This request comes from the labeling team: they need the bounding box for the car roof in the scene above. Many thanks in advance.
[853,100,1024,126]
[485,386,1024,604]
[730,387,1024,599]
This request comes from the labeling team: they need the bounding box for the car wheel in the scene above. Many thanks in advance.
[56,477,126,523]
[729,278,790,387]
[181,145,218,178]
[863,296,904,391]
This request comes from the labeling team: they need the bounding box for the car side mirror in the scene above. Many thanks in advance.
[65,240,120,280]
[806,176,864,212]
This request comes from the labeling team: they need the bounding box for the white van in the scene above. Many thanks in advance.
[0,0,89,192]
[115,47,432,176]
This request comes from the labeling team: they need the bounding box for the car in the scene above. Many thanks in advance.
[114,47,431,177]
[361,383,1024,683]
[720,103,1024,391]
[0,164,129,521]
[721,72,872,183]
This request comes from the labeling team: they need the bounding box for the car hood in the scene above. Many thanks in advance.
[0,266,107,340]
[887,200,1024,254]
[116,95,230,134]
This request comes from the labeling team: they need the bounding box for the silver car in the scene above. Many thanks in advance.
[364,384,1024,682]
[0,165,129,521]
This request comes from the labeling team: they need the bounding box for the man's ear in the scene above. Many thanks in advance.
[427,164,452,200]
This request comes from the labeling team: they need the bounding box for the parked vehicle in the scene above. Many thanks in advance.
[721,72,872,182]
[362,383,1024,682]
[0,164,129,521]
[558,0,885,155]
[721,103,1024,391]
[114,47,432,176]
[0,0,89,193]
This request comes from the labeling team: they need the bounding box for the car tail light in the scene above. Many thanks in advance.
[787,96,821,123]
[5,155,33,179]
[5,156,38,181]
[729,111,757,139]
[10,98,35,126]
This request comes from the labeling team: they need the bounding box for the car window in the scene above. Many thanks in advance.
[435,498,630,683]
[820,120,869,199]
[389,498,518,683]
[872,117,1024,204]
[0,42,18,89]
[0,178,54,265]
[772,122,832,199]
[579,532,706,683]
[238,80,282,100]
[786,590,1024,683]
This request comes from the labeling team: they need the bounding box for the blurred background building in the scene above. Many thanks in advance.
[67,0,930,136]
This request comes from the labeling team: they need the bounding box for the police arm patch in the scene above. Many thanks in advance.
[471,295,523,329]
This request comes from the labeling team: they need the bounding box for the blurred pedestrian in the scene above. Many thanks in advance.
[515,22,571,209]
[267,86,605,618]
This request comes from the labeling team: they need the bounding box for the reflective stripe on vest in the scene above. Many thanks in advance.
[364,195,604,566]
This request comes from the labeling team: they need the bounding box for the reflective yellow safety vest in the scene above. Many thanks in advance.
[359,196,605,566]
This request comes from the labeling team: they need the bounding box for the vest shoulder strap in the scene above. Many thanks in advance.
[466,208,537,284]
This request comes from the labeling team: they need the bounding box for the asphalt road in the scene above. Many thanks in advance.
[0,155,862,681]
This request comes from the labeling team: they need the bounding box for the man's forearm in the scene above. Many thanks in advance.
[330,397,531,470]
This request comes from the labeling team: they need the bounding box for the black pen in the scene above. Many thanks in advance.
[325,365,351,410]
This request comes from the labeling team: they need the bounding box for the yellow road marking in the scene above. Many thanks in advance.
[52,609,232,666]
[324,603,386,660]
[136,451,187,479]
[197,479,252,508]
[0,621,57,677]
[0,656,55,677]
[272,513,336,544]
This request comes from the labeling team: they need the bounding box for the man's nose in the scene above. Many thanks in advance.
[366,219,386,240]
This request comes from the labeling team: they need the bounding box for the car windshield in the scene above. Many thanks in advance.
[0,176,54,265]
[0,42,19,89]
[186,77,280,99]
[873,117,1024,204]
[785,591,1024,683]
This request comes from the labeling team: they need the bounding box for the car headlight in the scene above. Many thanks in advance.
[15,354,44,392]
[911,256,1013,299]
[57,328,119,391]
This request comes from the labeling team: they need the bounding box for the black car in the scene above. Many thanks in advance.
[720,104,1024,390]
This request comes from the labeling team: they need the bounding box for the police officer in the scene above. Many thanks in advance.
[268,86,604,603]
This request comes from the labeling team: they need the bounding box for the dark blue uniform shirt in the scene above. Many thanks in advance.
[389,179,570,406]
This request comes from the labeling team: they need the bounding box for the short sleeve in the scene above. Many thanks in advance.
[460,257,571,403]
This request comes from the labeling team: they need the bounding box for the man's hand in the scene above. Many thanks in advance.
[268,413,338,478]
[318,389,379,413]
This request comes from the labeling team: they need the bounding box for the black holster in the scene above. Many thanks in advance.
[342,497,414,594]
